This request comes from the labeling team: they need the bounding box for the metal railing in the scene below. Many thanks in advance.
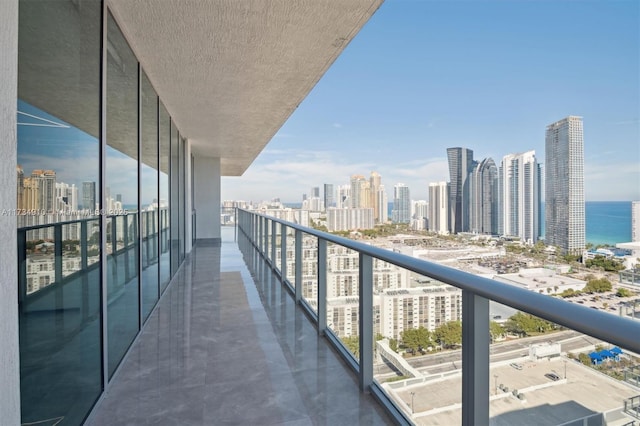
[237,208,640,426]
[17,209,170,301]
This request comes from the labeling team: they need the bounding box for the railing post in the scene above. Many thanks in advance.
[263,216,268,255]
[280,225,287,280]
[359,253,373,391]
[271,219,276,268]
[54,224,63,284]
[81,220,88,270]
[17,229,27,303]
[258,215,263,253]
[295,229,302,303]
[462,290,490,426]
[253,213,258,246]
[317,238,327,335]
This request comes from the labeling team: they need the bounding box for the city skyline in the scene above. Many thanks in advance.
[221,0,639,203]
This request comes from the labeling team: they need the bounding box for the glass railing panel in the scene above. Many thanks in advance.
[372,267,464,422]
[300,233,318,314]
[286,228,296,286]
[274,222,282,276]
[326,242,360,361]
[20,222,102,426]
[485,292,640,426]
[62,222,82,279]
[265,218,271,263]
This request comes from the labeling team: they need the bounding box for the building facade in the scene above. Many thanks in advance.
[499,151,541,243]
[447,147,475,233]
[429,182,450,235]
[392,183,411,223]
[469,157,498,235]
[545,116,585,254]
[0,1,381,423]
[327,207,374,231]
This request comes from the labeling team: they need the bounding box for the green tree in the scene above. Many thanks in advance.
[400,327,431,353]
[583,277,612,293]
[586,255,626,272]
[560,288,581,298]
[433,321,462,349]
[578,353,591,366]
[490,321,504,341]
[389,338,398,352]
[617,288,633,297]
[341,336,359,357]
[505,312,554,336]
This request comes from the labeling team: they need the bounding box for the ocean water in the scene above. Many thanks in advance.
[307,201,633,246]
[584,201,632,246]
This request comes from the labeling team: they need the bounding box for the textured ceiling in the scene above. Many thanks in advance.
[108,0,383,176]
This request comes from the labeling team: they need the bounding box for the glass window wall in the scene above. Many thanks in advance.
[16,0,103,424]
[159,102,171,291]
[140,71,159,321]
[170,125,180,274]
[106,11,140,378]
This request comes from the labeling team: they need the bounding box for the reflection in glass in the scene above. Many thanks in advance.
[159,102,171,290]
[17,0,102,423]
[170,125,180,274]
[106,12,140,377]
[179,137,185,262]
[141,71,159,321]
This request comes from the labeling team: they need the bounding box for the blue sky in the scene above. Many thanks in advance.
[222,0,640,203]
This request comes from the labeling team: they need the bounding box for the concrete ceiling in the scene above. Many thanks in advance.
[108,0,383,176]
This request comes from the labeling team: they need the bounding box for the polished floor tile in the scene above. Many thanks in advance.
[87,227,392,425]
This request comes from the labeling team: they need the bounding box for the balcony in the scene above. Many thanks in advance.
[86,225,392,425]
[18,209,640,425]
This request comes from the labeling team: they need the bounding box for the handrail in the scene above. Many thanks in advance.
[241,209,640,354]
[16,208,169,232]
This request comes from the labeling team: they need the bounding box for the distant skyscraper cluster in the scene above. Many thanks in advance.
[432,147,541,242]
[427,116,584,251]
[314,171,389,231]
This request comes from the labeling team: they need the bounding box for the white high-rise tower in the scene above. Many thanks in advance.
[545,116,585,254]
[499,151,541,244]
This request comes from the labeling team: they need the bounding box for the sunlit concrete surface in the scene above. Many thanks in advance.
[389,357,638,426]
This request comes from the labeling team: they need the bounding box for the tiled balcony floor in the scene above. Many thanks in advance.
[88,227,392,425]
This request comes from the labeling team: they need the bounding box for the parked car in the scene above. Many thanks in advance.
[545,373,560,381]
[510,363,523,370]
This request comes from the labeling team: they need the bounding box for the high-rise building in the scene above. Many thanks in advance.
[632,201,640,243]
[412,200,429,231]
[21,177,39,210]
[83,181,97,211]
[323,183,334,210]
[447,147,475,233]
[377,184,388,223]
[498,151,541,243]
[350,174,370,208]
[392,183,410,223]
[311,186,320,198]
[429,182,450,235]
[336,184,350,209]
[545,116,585,254]
[369,171,382,222]
[31,169,56,212]
[56,182,78,211]
[469,158,498,235]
